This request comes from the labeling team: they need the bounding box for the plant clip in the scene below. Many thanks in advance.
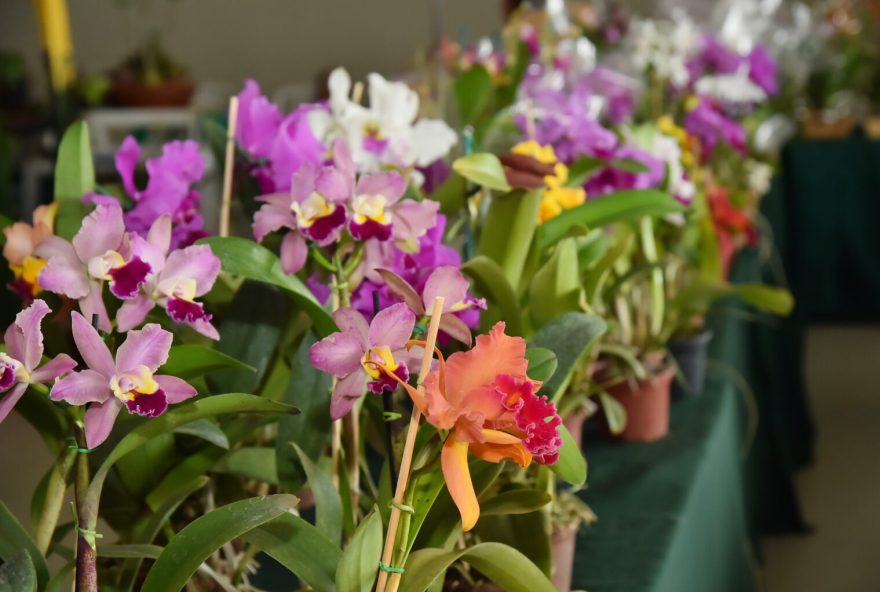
[378,561,405,574]
[383,411,403,422]
[65,436,93,454]
[389,500,414,514]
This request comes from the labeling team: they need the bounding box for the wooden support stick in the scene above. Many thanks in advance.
[375,297,445,592]
[219,96,239,237]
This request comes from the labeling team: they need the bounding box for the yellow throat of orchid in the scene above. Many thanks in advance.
[11,256,48,296]
[0,353,29,383]
[291,192,335,229]
[361,346,399,379]
[110,365,160,401]
[157,277,198,303]
[351,194,391,226]
[87,250,126,281]
[657,115,696,169]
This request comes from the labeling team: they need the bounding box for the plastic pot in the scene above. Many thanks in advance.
[669,330,713,398]
[551,525,578,591]
[607,366,675,442]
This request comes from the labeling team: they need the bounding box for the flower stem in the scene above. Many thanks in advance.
[376,297,445,592]
[74,427,97,592]
[34,444,76,555]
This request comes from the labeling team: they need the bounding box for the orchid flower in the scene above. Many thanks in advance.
[51,313,196,448]
[505,141,586,224]
[384,322,562,532]
[3,203,56,301]
[376,266,485,344]
[36,202,151,332]
[308,68,457,176]
[0,300,76,422]
[309,303,419,419]
[117,215,221,339]
[683,96,747,160]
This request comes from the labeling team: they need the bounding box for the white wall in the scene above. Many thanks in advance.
[1,0,503,100]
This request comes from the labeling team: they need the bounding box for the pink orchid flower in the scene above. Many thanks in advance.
[35,202,151,332]
[51,313,196,448]
[309,302,419,419]
[116,215,221,339]
[2,203,57,301]
[0,300,77,422]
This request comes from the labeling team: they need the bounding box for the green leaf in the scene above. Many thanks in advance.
[428,173,468,217]
[529,312,606,401]
[199,236,337,336]
[538,189,684,251]
[496,42,530,110]
[452,154,511,192]
[0,503,48,591]
[0,550,36,592]
[140,495,299,592]
[293,444,342,544]
[335,507,382,592]
[599,392,627,435]
[672,281,794,317]
[461,256,524,336]
[479,489,552,516]
[161,344,256,380]
[116,432,175,497]
[528,238,583,330]
[549,424,587,485]
[478,189,540,290]
[174,419,229,449]
[277,335,332,492]
[98,544,163,559]
[454,65,492,125]
[610,157,650,173]
[400,542,556,592]
[524,347,557,383]
[566,156,605,187]
[54,121,94,239]
[43,562,72,592]
[214,447,278,484]
[242,513,341,592]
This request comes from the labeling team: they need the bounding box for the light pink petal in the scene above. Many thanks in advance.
[155,374,197,404]
[30,354,77,384]
[84,398,123,448]
[36,250,90,299]
[423,267,469,313]
[290,163,319,204]
[279,232,308,275]
[34,235,79,263]
[356,172,406,204]
[0,383,27,423]
[330,371,367,420]
[309,332,365,378]
[256,192,294,208]
[72,202,125,262]
[115,136,142,198]
[191,318,220,340]
[252,202,296,242]
[50,369,111,405]
[332,138,356,179]
[161,245,220,296]
[392,200,439,244]
[331,308,369,347]
[116,295,156,332]
[78,283,112,333]
[116,323,172,374]
[6,299,50,368]
[147,215,173,255]
[368,302,416,349]
[70,312,115,377]
[315,167,353,204]
[129,234,166,277]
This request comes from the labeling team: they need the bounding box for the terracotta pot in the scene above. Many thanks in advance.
[550,525,578,591]
[865,116,880,139]
[669,330,713,399]
[110,76,194,107]
[608,366,675,442]
[562,405,593,448]
[801,111,854,139]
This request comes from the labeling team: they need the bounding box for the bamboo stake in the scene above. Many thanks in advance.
[219,96,239,237]
[376,297,445,592]
[351,81,365,105]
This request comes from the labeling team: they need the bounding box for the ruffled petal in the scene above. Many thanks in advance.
[72,202,125,262]
[356,171,406,205]
[116,323,173,374]
[160,245,221,296]
[6,299,50,370]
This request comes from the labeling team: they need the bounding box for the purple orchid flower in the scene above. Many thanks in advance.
[117,215,221,339]
[0,300,77,422]
[684,96,747,160]
[747,45,778,96]
[584,144,665,197]
[310,303,418,419]
[36,202,151,332]
[51,313,196,448]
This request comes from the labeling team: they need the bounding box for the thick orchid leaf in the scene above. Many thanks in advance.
[0,550,36,592]
[461,256,523,336]
[496,42,530,110]
[334,507,383,592]
[54,121,94,239]
[276,335,332,491]
[530,312,606,402]
[214,447,278,484]
[599,392,627,435]
[98,544,163,559]
[524,347,557,383]
[140,494,298,592]
[475,510,552,575]
[400,542,556,592]
[549,424,587,486]
[479,489,552,516]
[610,157,650,173]
[242,513,340,592]
[174,419,229,449]
[162,344,256,380]
[528,238,583,330]
[566,156,605,187]
[452,154,511,192]
[0,503,48,591]
[454,65,492,126]
[537,189,684,251]
[671,281,794,316]
[478,189,540,290]
[293,444,342,544]
[116,432,175,497]
[200,236,336,336]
